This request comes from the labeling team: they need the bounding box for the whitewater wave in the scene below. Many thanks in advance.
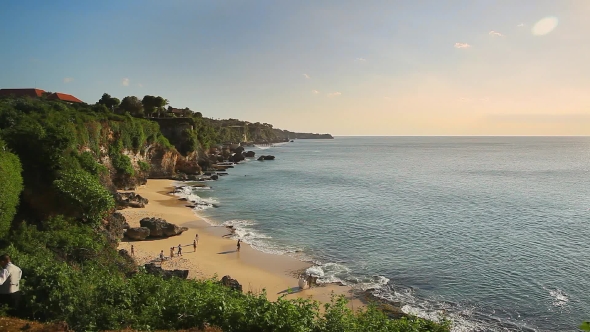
[221,219,302,255]
[173,185,218,210]
[544,286,569,308]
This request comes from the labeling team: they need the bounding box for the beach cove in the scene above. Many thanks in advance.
[117,179,364,308]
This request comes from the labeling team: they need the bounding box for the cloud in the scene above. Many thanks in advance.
[327,92,341,97]
[517,23,525,27]
[122,78,130,86]
[532,17,559,36]
[311,90,319,94]
[355,58,367,62]
[63,77,74,83]
[489,30,503,37]
[454,43,471,49]
[303,73,310,79]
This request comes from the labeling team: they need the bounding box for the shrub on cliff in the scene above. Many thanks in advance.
[53,169,115,225]
[0,140,23,237]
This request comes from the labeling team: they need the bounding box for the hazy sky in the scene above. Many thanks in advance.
[1,0,589,135]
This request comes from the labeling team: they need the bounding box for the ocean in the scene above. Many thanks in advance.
[179,136,590,332]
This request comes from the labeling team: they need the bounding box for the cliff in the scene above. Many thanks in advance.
[273,129,334,140]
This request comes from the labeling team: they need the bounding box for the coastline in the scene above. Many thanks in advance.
[117,179,363,307]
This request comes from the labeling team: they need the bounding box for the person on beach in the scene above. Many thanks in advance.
[178,244,182,256]
[236,239,241,252]
[195,233,199,244]
[130,245,134,257]
[193,239,197,252]
[307,274,314,288]
[170,247,174,258]
[159,250,164,263]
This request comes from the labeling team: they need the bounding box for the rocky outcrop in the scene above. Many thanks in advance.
[244,151,255,158]
[143,263,189,280]
[228,153,245,163]
[220,275,242,292]
[139,217,188,238]
[125,227,150,240]
[115,192,149,209]
[175,156,202,175]
[104,212,128,245]
[257,155,275,161]
[233,146,245,154]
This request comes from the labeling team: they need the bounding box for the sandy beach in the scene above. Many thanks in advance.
[118,179,362,308]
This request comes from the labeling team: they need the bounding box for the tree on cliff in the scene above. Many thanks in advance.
[97,93,120,112]
[142,95,168,118]
[119,96,144,117]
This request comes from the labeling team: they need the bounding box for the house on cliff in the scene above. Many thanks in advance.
[0,88,83,103]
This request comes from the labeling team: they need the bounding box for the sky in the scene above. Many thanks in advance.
[1,0,589,135]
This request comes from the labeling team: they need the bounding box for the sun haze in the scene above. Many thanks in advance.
[1,1,589,135]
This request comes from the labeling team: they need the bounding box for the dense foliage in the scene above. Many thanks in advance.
[0,96,447,331]
[0,139,23,237]
[53,169,114,226]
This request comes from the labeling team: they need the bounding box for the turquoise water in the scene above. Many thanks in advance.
[188,137,590,331]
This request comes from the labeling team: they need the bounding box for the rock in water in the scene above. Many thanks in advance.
[244,151,255,157]
[140,217,188,238]
[125,227,150,240]
[143,263,189,280]
[220,275,243,292]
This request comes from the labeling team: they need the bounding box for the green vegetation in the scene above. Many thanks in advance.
[53,169,114,226]
[138,160,151,172]
[0,95,446,331]
[0,139,23,238]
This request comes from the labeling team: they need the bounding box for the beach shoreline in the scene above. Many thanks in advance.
[117,179,363,307]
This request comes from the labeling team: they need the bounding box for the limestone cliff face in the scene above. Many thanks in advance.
[144,146,180,178]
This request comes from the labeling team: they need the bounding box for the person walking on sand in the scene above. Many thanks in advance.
[193,239,197,252]
[170,247,174,258]
[178,244,183,256]
[195,233,199,244]
[130,245,135,257]
[236,239,241,252]
[159,250,164,263]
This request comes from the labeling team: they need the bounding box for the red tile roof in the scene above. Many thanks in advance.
[0,88,46,98]
[47,92,83,103]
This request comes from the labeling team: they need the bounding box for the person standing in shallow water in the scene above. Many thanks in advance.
[0,254,22,314]
[236,239,241,252]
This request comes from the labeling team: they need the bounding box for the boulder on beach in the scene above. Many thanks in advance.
[220,275,243,292]
[125,227,151,240]
[115,192,149,209]
[143,263,189,280]
[105,211,128,242]
[140,217,188,237]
